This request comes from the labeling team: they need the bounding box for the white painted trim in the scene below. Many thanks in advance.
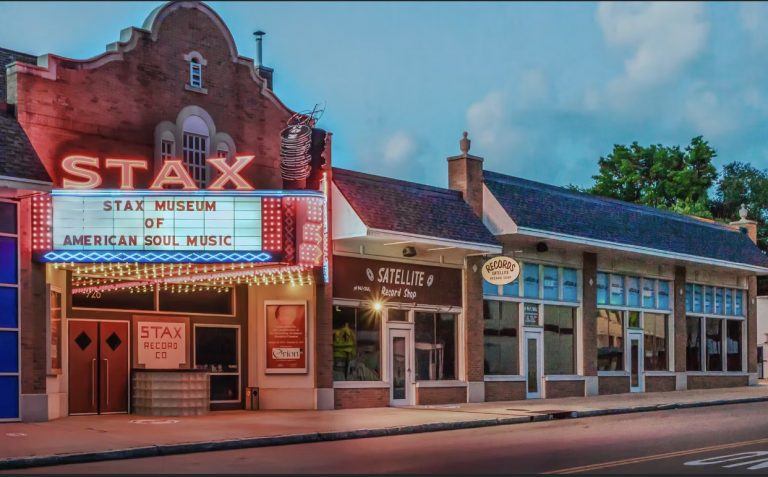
[543,375,585,381]
[367,228,501,253]
[331,183,367,240]
[645,371,676,376]
[484,375,526,382]
[0,175,52,189]
[414,380,468,388]
[482,184,517,235]
[515,226,768,273]
[598,371,629,377]
[333,381,388,389]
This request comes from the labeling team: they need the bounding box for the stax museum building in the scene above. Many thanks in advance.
[1,1,768,422]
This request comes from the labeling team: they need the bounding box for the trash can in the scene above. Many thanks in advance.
[248,387,260,410]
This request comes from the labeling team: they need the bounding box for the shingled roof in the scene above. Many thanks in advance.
[0,47,50,184]
[484,170,768,269]
[333,167,499,247]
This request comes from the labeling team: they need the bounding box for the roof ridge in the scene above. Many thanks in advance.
[484,169,736,233]
[333,167,462,198]
[0,46,37,60]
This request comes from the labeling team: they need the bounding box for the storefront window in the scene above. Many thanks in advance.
[194,326,239,402]
[706,318,723,372]
[627,276,640,307]
[159,287,233,315]
[685,284,693,312]
[686,317,701,371]
[49,289,62,373]
[643,279,656,308]
[523,263,540,298]
[596,272,608,305]
[658,281,670,310]
[542,266,559,300]
[415,312,456,381]
[735,291,744,316]
[627,310,640,328]
[609,274,624,306]
[387,308,408,322]
[704,286,713,314]
[727,320,743,372]
[693,285,702,313]
[502,278,519,298]
[72,287,154,310]
[482,279,499,297]
[543,305,575,375]
[715,288,724,315]
[483,301,518,375]
[643,313,667,371]
[332,306,381,381]
[725,290,733,316]
[0,237,18,285]
[562,268,578,302]
[597,309,623,371]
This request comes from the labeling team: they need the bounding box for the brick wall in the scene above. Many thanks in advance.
[484,381,525,402]
[598,376,630,395]
[12,4,293,188]
[645,375,676,393]
[334,388,388,409]
[465,255,484,383]
[687,375,749,390]
[417,387,466,405]
[582,253,597,376]
[674,266,687,373]
[749,276,758,374]
[545,380,585,398]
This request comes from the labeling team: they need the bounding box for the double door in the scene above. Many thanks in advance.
[68,320,129,415]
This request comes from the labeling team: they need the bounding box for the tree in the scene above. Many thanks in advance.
[711,161,768,249]
[584,136,718,218]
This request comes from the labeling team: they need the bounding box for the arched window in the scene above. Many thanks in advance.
[216,143,230,159]
[160,130,175,161]
[182,115,209,187]
[189,58,202,89]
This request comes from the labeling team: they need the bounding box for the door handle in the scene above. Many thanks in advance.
[91,358,97,408]
[102,358,110,407]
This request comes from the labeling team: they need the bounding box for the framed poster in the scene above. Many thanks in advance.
[265,301,308,374]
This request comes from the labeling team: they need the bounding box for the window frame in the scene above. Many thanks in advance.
[597,305,673,374]
[0,199,20,422]
[685,312,746,374]
[192,324,241,404]
[332,303,383,383]
[189,58,203,89]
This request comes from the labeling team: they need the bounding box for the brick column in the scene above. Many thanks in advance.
[673,266,687,373]
[315,280,333,389]
[19,198,46,396]
[465,255,485,402]
[582,252,597,377]
[749,275,758,374]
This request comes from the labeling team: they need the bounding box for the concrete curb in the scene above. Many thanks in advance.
[3,396,768,470]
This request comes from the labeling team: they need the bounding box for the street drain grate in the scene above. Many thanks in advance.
[506,409,574,419]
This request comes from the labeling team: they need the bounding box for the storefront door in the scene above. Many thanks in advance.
[389,328,414,406]
[628,330,644,393]
[68,320,129,415]
[523,329,543,399]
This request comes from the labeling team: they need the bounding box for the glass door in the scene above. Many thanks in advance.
[523,329,543,399]
[389,328,414,406]
[628,330,644,392]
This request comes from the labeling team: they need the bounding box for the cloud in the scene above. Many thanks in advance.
[594,2,709,109]
[739,3,768,48]
[382,131,419,166]
[684,89,735,138]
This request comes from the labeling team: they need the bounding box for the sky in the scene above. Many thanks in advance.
[1,1,767,189]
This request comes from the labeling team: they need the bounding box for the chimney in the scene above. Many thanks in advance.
[253,30,274,90]
[729,203,759,244]
[448,131,484,217]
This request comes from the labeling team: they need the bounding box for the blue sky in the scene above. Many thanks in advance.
[1,2,767,189]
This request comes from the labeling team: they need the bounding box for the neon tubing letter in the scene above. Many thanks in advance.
[105,158,148,190]
[62,155,102,189]
[207,155,255,190]
[149,160,198,190]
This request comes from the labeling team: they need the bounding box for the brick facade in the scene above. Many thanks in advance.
[484,381,526,402]
[687,375,749,390]
[674,266,687,373]
[334,388,389,409]
[465,255,485,383]
[417,387,466,405]
[598,376,630,395]
[582,252,597,377]
[545,380,584,398]
[645,375,676,393]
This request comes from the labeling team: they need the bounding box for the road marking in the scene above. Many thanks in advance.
[544,437,768,474]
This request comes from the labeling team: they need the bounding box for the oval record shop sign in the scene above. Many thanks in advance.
[482,256,520,285]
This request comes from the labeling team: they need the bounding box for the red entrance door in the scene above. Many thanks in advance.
[68,321,129,415]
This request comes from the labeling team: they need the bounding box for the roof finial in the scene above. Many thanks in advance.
[739,203,748,220]
[459,131,470,156]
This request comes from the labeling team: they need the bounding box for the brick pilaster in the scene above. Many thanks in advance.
[582,252,597,376]
[749,275,758,374]
[465,255,485,382]
[674,265,687,373]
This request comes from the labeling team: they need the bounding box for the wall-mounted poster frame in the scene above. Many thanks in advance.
[264,300,308,374]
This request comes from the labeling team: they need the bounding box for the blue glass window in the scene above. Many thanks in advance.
[735,290,744,316]
[658,281,670,310]
[483,279,500,297]
[715,288,724,315]
[0,331,18,373]
[610,274,625,305]
[0,288,16,329]
[502,279,519,297]
[562,268,578,302]
[0,202,16,235]
[0,237,17,285]
[685,284,692,312]
[597,273,608,305]
[543,266,559,300]
[693,285,702,313]
[642,279,656,308]
[0,376,19,419]
[523,263,540,298]
[627,276,640,307]
[704,287,713,314]
[725,289,733,315]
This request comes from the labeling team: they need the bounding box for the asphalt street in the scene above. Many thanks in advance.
[8,401,768,474]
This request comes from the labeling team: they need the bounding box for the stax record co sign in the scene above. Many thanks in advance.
[481,256,520,286]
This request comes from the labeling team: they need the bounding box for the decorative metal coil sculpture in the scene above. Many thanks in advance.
[280,105,324,182]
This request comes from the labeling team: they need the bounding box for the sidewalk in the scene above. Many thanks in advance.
[2,386,768,470]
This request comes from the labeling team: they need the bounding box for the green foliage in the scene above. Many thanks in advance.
[586,136,718,214]
[712,161,768,249]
